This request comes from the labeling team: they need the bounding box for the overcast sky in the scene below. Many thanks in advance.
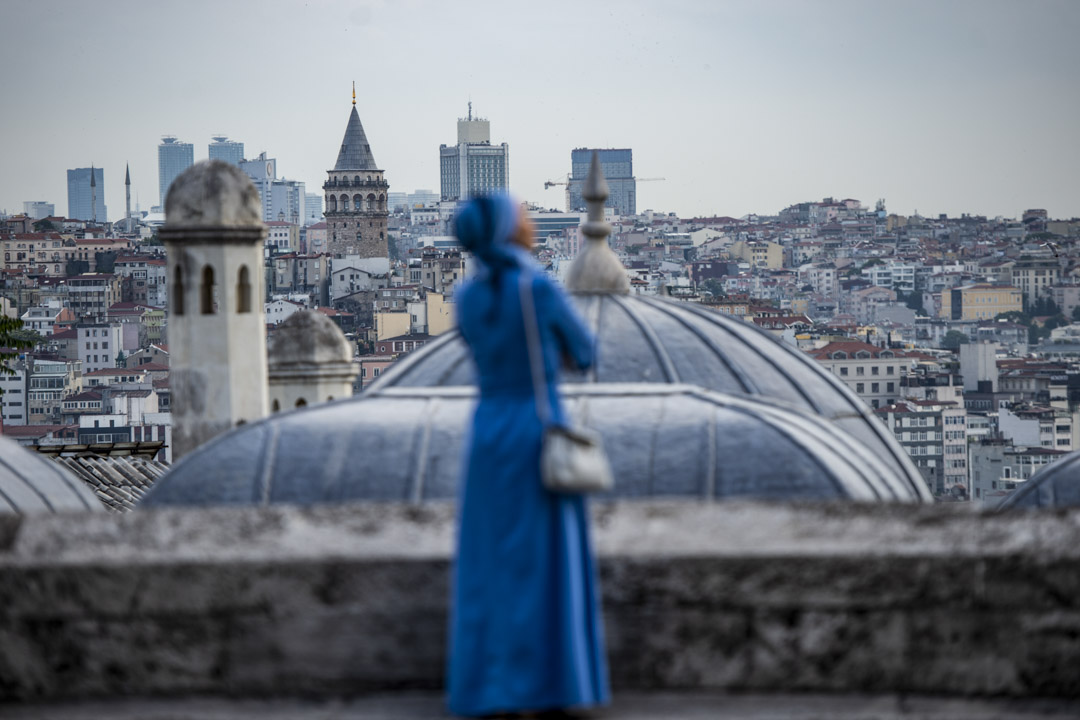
[1,0,1077,222]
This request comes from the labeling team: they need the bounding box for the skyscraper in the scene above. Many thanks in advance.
[439,104,510,201]
[323,90,389,257]
[66,167,107,222]
[304,193,323,226]
[158,136,194,207]
[209,136,244,165]
[568,148,635,216]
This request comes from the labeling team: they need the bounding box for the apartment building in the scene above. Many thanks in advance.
[806,340,911,409]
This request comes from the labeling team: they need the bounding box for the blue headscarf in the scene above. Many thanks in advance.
[454,194,522,274]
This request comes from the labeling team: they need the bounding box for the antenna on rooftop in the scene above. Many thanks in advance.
[468,100,472,121]
[352,81,356,106]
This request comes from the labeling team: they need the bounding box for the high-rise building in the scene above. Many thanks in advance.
[208,136,244,165]
[23,201,54,220]
[158,136,194,207]
[324,94,389,257]
[66,167,107,222]
[439,105,509,201]
[239,152,277,220]
[568,148,635,216]
[269,179,306,225]
[304,193,323,226]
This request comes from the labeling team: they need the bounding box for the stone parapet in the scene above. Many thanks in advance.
[1,502,1078,701]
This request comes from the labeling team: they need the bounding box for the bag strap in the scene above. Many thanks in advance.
[519,270,551,426]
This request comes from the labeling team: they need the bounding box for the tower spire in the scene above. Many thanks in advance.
[90,164,97,224]
[352,81,356,106]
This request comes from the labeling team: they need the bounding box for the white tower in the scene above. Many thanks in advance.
[160,160,269,459]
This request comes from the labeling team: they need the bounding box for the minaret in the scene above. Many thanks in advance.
[125,164,132,234]
[160,160,269,459]
[90,165,97,224]
[324,85,389,258]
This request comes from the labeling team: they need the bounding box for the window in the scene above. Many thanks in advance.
[887,382,895,393]
[840,367,848,376]
[237,266,252,313]
[871,383,879,393]
[201,265,216,314]
[174,266,185,315]
[872,366,880,375]
[856,366,865,376]
[856,383,864,393]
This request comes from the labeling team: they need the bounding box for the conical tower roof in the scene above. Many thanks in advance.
[334,106,378,171]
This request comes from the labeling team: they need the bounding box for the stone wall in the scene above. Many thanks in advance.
[1,502,1078,701]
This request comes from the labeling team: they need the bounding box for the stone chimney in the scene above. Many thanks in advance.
[267,310,358,411]
[160,160,269,459]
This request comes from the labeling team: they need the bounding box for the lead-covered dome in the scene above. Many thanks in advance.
[369,293,926,498]
[141,383,925,507]
[0,436,103,514]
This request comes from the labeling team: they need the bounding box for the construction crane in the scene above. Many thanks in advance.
[543,176,666,212]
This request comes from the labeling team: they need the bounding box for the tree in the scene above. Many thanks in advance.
[942,330,970,350]
[1071,305,1080,322]
[0,317,35,395]
[116,350,127,367]
[32,219,56,232]
[701,278,726,298]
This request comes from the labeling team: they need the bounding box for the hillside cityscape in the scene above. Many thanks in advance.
[1,101,1079,507]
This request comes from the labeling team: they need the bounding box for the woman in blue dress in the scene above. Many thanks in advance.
[447,194,610,718]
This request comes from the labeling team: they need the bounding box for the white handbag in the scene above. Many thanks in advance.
[519,272,614,494]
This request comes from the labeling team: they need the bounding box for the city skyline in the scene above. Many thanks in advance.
[1,0,1078,222]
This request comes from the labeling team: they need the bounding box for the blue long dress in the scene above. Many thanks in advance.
[448,252,610,717]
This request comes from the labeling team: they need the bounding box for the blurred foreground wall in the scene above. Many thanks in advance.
[1,502,1078,701]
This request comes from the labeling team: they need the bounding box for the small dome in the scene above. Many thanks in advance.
[164,160,263,229]
[269,310,353,368]
[141,384,925,507]
[0,436,103,514]
[370,293,925,497]
[997,451,1080,509]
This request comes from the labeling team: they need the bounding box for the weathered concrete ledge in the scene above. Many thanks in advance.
[1,501,1079,702]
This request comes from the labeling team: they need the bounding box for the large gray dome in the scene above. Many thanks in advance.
[141,383,926,507]
[369,294,926,498]
[0,436,103,514]
[997,451,1080,509]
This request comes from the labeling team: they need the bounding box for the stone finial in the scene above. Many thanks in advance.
[162,160,264,237]
[269,310,354,368]
[268,310,358,411]
[565,152,630,294]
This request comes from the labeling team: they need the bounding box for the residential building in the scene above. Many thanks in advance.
[27,358,82,424]
[66,274,121,322]
[439,109,510,202]
[66,167,107,222]
[876,398,968,496]
[806,340,911,409]
[0,359,28,426]
[1011,258,1061,305]
[939,284,1022,321]
[417,248,466,294]
[567,148,634,215]
[265,221,301,256]
[969,440,1067,505]
[998,403,1076,451]
[208,136,244,165]
[730,240,783,270]
[20,304,76,336]
[76,324,124,373]
[158,136,194,207]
